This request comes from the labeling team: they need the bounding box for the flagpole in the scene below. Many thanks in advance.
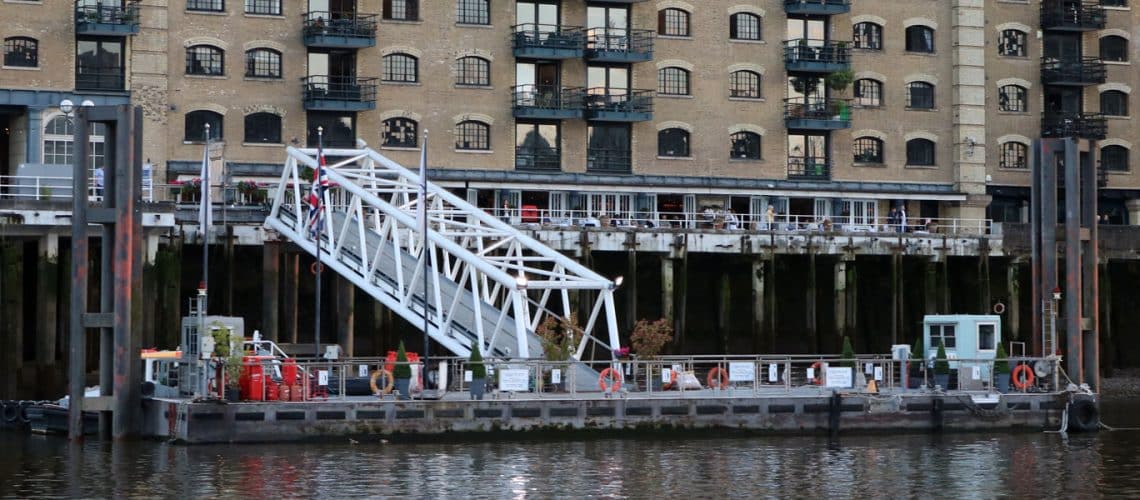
[420,130,429,393]
[314,126,323,361]
[201,123,210,308]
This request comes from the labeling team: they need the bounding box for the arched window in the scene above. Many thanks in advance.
[906,138,935,165]
[905,26,934,53]
[854,79,883,107]
[657,67,690,95]
[854,137,883,163]
[382,53,418,82]
[245,48,281,78]
[729,13,761,41]
[853,22,882,50]
[1100,36,1128,62]
[244,112,281,143]
[999,85,1027,112]
[186,45,225,75]
[658,8,689,37]
[998,29,1027,57]
[42,115,107,169]
[456,120,490,150]
[1000,142,1028,169]
[1102,145,1129,172]
[382,117,418,148]
[185,111,224,141]
[906,82,935,109]
[658,128,689,157]
[729,70,761,99]
[3,37,38,67]
[730,132,761,160]
[456,56,490,86]
[1101,90,1129,116]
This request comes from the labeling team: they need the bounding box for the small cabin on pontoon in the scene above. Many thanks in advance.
[922,314,1002,390]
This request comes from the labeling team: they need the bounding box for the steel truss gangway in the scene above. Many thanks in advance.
[264,145,622,390]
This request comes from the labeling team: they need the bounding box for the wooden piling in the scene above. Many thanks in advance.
[262,240,281,341]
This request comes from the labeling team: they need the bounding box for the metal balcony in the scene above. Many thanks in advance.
[1042,113,1107,140]
[1040,0,1105,31]
[784,0,850,16]
[583,89,653,122]
[784,40,851,73]
[75,0,140,36]
[512,24,585,59]
[515,148,562,172]
[787,157,832,181]
[303,12,378,48]
[585,28,653,63]
[512,85,584,119]
[76,70,125,92]
[302,76,378,111]
[784,97,852,130]
[1041,57,1106,86]
[586,149,632,174]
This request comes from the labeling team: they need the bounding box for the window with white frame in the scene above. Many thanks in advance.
[42,115,107,171]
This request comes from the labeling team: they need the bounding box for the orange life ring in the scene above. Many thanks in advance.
[310,262,325,275]
[993,302,1006,314]
[598,367,622,392]
[1012,364,1035,391]
[369,369,394,395]
[810,361,824,385]
[707,367,730,389]
[661,368,679,390]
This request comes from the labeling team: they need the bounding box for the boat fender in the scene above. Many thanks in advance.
[810,361,824,385]
[1012,364,1035,391]
[707,367,730,389]
[369,369,394,395]
[1068,399,1100,433]
[1,402,17,423]
[598,367,622,392]
[17,401,32,424]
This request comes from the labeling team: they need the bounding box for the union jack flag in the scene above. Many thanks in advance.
[306,140,328,239]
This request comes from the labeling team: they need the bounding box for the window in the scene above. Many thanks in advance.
[854,137,883,163]
[1101,90,1129,116]
[516,122,560,170]
[245,48,281,78]
[999,85,1027,112]
[730,13,761,41]
[1100,36,1128,62]
[456,121,490,150]
[906,138,935,165]
[76,38,124,91]
[905,26,934,53]
[998,29,1027,57]
[187,0,224,12]
[457,0,489,25]
[853,22,882,50]
[185,111,224,142]
[186,45,224,75]
[730,132,761,160]
[906,82,935,109]
[658,128,689,157]
[382,118,418,148]
[930,324,956,349]
[978,324,996,351]
[243,113,281,143]
[1102,145,1129,172]
[854,79,882,107]
[1000,142,1028,169]
[244,0,280,15]
[307,111,356,148]
[383,0,419,20]
[43,116,107,169]
[383,53,418,82]
[456,56,490,86]
[658,8,689,37]
[1102,0,1128,6]
[3,37,37,67]
[657,67,689,95]
[729,70,761,99]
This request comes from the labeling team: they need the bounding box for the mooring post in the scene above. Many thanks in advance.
[979,252,991,315]
[834,258,847,343]
[661,256,675,326]
[99,228,113,440]
[36,234,60,375]
[626,244,637,333]
[1079,138,1099,390]
[1007,258,1021,342]
[68,109,91,440]
[751,257,765,353]
[891,252,901,346]
[336,274,355,357]
[224,225,235,315]
[765,253,777,353]
[829,391,840,439]
[283,251,299,344]
[2,242,25,399]
[262,240,280,341]
[1063,139,1082,384]
[719,271,731,353]
[807,252,818,352]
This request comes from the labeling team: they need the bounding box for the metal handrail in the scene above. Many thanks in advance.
[586,148,632,174]
[75,0,140,24]
[586,27,654,54]
[301,75,378,103]
[511,84,585,110]
[1040,56,1106,84]
[783,39,852,65]
[784,97,852,121]
[786,156,832,180]
[303,11,378,38]
[1040,0,1105,30]
[583,88,654,113]
[1041,112,1107,139]
[512,23,585,50]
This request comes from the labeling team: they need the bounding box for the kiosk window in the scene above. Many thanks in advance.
[978,324,996,351]
[930,324,956,349]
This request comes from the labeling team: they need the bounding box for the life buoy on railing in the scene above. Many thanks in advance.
[810,361,824,385]
[661,368,679,390]
[993,302,1006,315]
[707,367,730,389]
[598,367,622,392]
[310,262,325,275]
[1012,364,1035,391]
[369,369,394,395]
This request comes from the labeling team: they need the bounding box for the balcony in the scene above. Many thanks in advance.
[303,12,378,48]
[512,85,584,120]
[1041,57,1106,86]
[586,149,631,174]
[1042,113,1107,140]
[515,148,561,172]
[787,157,832,181]
[784,40,851,73]
[512,24,585,59]
[75,1,140,36]
[1040,0,1105,31]
[76,69,125,92]
[302,76,378,111]
[583,89,653,122]
[585,28,653,63]
[784,0,850,16]
[784,97,851,130]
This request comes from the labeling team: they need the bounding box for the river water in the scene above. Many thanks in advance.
[2,400,1139,498]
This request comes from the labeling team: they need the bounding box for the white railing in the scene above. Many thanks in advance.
[0,174,154,203]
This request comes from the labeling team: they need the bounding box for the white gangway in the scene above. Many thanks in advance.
[264,146,622,390]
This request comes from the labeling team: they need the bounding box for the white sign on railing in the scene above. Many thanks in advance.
[729,362,755,382]
[499,369,529,392]
[358,364,368,377]
[769,364,779,382]
[662,368,672,383]
[825,367,853,388]
[318,370,329,386]
[551,369,561,385]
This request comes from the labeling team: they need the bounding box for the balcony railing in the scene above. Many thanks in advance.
[586,149,632,174]
[585,28,654,62]
[784,97,851,129]
[303,11,378,48]
[302,75,378,111]
[583,89,654,122]
[515,148,562,172]
[512,24,585,59]
[1042,112,1107,140]
[75,0,141,35]
[76,70,125,91]
[1041,57,1106,86]
[783,39,851,73]
[787,157,832,181]
[1040,0,1105,31]
[512,85,584,119]
[783,0,850,15]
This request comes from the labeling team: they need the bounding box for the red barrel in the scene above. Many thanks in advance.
[247,372,264,401]
[266,382,279,401]
[290,384,303,401]
[282,359,298,385]
[279,384,291,401]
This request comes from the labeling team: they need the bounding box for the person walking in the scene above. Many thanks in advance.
[765,204,776,230]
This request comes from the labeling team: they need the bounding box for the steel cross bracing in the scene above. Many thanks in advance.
[264,146,622,380]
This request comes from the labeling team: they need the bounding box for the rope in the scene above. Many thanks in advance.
[1044,401,1069,434]
[955,395,1010,421]
[1099,422,1140,431]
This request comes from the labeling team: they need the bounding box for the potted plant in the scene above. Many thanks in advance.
[994,342,1011,393]
[393,341,412,399]
[236,180,262,205]
[212,325,244,401]
[908,335,924,389]
[840,336,859,387]
[826,69,854,120]
[934,341,951,390]
[630,318,674,391]
[468,345,487,400]
[536,314,578,391]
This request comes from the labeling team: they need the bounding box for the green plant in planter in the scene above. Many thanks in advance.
[469,346,486,379]
[393,341,412,380]
[840,336,856,369]
[631,318,674,390]
[994,342,1010,375]
[537,314,578,363]
[911,335,925,362]
[934,341,950,375]
[826,69,854,94]
[212,324,244,391]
